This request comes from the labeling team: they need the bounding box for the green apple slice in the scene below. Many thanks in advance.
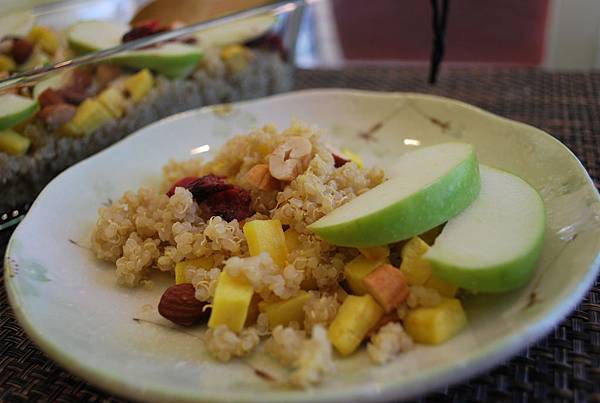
[308,143,481,247]
[0,94,39,130]
[0,9,35,39]
[425,165,545,293]
[194,14,276,49]
[67,20,128,53]
[111,43,203,78]
[67,21,202,78]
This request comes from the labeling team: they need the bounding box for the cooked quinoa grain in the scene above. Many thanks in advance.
[367,322,414,364]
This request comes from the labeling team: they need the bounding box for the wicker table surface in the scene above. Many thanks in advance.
[1,66,599,402]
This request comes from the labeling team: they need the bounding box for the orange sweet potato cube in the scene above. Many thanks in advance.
[363,264,409,313]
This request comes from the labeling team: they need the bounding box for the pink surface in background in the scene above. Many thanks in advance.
[332,0,549,65]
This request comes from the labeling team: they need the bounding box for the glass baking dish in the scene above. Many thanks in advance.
[0,0,303,214]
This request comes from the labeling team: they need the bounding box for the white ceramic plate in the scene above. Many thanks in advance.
[5,89,600,402]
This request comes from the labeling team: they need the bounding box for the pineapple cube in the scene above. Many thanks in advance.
[363,264,409,313]
[328,294,384,355]
[399,237,433,286]
[0,129,30,155]
[358,245,390,260]
[60,98,113,137]
[243,219,288,268]
[0,55,16,72]
[28,26,59,55]
[425,274,458,298]
[174,256,214,285]
[208,272,254,332]
[124,69,154,103]
[344,255,388,295]
[97,87,126,119]
[404,298,467,344]
[260,291,311,329]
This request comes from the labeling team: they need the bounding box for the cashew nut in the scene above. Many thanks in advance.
[268,136,313,181]
[245,164,279,190]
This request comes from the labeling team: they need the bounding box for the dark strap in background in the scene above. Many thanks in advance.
[1,67,599,402]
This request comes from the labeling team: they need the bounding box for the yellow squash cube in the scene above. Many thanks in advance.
[124,69,154,103]
[97,87,126,119]
[424,274,458,298]
[174,256,214,285]
[28,26,59,54]
[404,298,467,344]
[208,272,254,332]
[0,130,30,156]
[358,245,390,260]
[341,147,363,168]
[0,55,16,72]
[260,291,311,329]
[220,44,250,74]
[328,294,384,356]
[284,228,301,251]
[399,237,433,285]
[60,98,113,137]
[243,219,288,268]
[344,255,388,295]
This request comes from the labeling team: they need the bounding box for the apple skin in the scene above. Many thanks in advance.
[427,238,544,293]
[0,95,40,130]
[111,45,203,79]
[425,166,546,293]
[308,148,481,247]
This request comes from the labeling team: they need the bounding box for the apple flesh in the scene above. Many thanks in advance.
[308,143,481,247]
[0,10,35,39]
[67,21,129,53]
[0,94,39,130]
[425,165,545,293]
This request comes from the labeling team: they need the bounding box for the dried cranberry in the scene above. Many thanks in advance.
[166,176,200,197]
[189,175,233,200]
[204,187,253,222]
[11,38,33,64]
[332,153,350,168]
[38,88,65,108]
[167,174,233,199]
[58,69,94,105]
[122,20,168,43]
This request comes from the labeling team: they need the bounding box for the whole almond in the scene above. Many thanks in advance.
[158,283,208,326]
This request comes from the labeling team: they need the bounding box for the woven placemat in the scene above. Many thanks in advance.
[1,66,599,402]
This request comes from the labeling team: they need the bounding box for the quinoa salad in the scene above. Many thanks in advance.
[90,121,473,388]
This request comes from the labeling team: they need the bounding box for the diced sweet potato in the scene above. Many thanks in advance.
[344,255,388,295]
[260,291,311,329]
[404,298,467,344]
[208,272,254,332]
[363,264,409,313]
[243,219,288,268]
[328,294,384,356]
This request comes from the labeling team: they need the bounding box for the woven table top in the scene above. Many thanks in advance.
[1,66,599,402]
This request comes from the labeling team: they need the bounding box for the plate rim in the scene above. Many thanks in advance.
[5,88,600,403]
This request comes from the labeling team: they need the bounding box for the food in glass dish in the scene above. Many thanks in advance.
[89,122,545,388]
[0,1,297,210]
